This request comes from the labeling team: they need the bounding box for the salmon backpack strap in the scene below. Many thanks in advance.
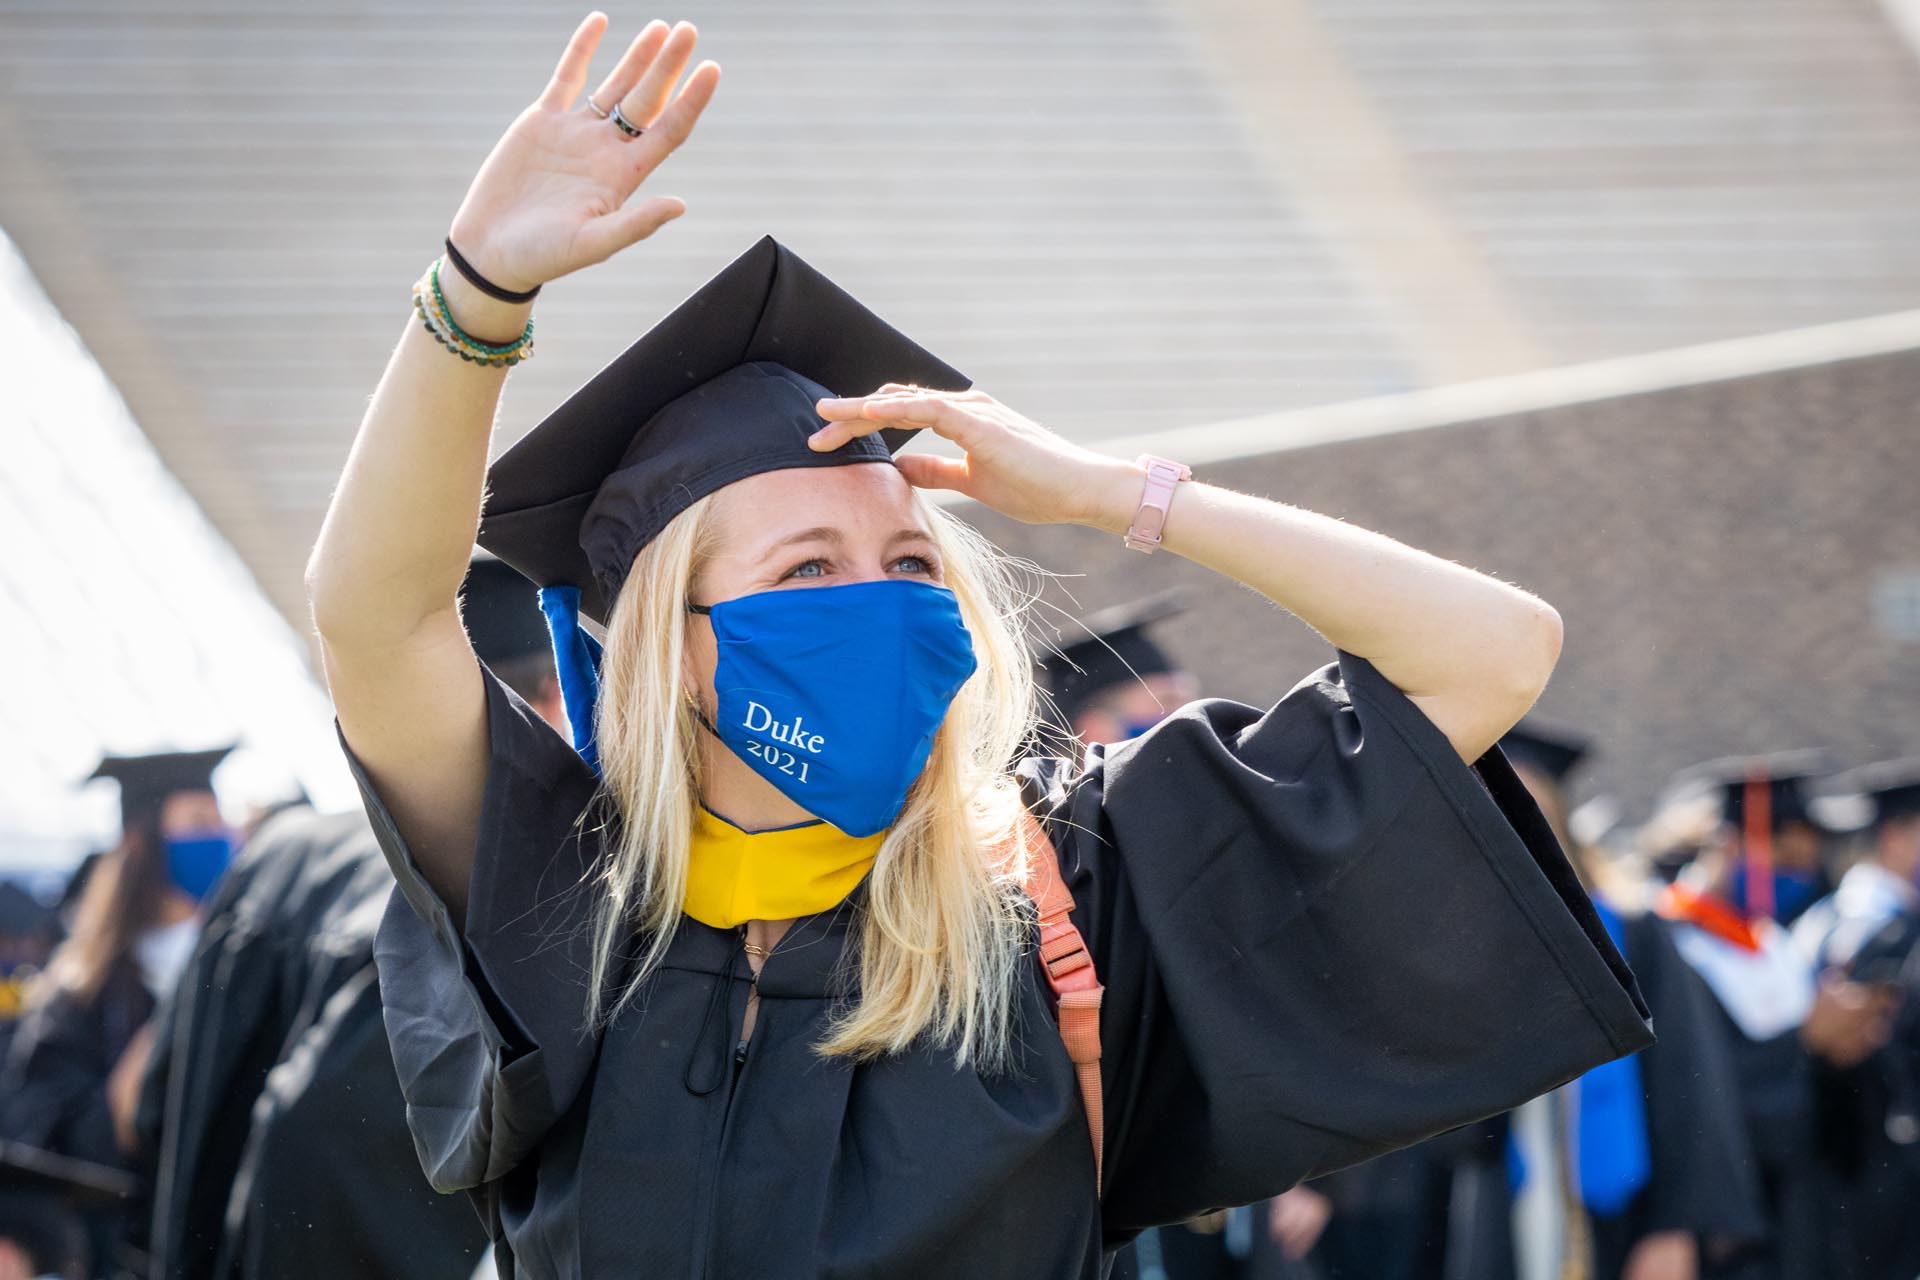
[1013,810,1106,1194]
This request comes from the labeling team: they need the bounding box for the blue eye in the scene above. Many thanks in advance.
[785,560,827,580]
[892,555,935,574]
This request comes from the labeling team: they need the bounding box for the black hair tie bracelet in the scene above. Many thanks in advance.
[443,237,542,304]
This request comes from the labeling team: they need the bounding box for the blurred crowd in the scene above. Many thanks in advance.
[0,573,1914,1280]
[1073,603,1920,1280]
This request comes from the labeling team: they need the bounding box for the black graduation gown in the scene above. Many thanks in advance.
[1,957,154,1279]
[1283,912,1765,1280]
[2,959,153,1168]
[138,809,370,1277]
[1275,1121,1504,1280]
[351,650,1651,1279]
[1673,976,1825,1280]
[140,808,487,1280]
[1814,909,1920,1280]
[1585,911,1767,1276]
[216,952,486,1277]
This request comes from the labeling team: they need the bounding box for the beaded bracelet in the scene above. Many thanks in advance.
[415,257,534,364]
[411,257,535,367]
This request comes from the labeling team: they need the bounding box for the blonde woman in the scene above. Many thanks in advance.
[307,16,1651,1279]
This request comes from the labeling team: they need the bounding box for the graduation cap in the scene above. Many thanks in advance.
[476,235,969,628]
[87,745,234,828]
[1667,750,1836,922]
[1669,750,1835,833]
[1037,594,1188,726]
[1827,757,1920,828]
[460,552,552,667]
[472,236,967,773]
[1498,722,1591,784]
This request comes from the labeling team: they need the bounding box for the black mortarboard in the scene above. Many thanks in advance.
[87,745,234,828]
[1668,750,1835,832]
[1499,722,1591,784]
[460,552,552,666]
[1828,757,1920,827]
[1037,594,1187,725]
[477,236,970,625]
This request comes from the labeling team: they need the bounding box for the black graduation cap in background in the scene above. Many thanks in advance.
[1827,756,1920,827]
[460,552,553,667]
[1038,594,1188,726]
[1499,722,1591,784]
[477,236,970,625]
[87,745,233,828]
[1668,749,1835,833]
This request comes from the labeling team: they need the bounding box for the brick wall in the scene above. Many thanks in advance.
[961,347,1920,817]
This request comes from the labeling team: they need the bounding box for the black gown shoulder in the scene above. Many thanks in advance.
[346,651,1651,1278]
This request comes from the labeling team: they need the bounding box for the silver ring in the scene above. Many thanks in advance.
[585,97,611,119]
[609,102,645,139]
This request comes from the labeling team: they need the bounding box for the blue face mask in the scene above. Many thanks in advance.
[1730,863,1820,921]
[164,829,233,902]
[689,579,978,837]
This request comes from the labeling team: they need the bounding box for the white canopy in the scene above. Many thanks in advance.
[0,228,353,877]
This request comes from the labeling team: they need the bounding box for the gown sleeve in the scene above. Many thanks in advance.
[340,661,610,1194]
[1019,650,1654,1231]
[0,989,123,1167]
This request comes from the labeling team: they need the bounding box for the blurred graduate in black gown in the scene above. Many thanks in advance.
[0,885,89,1278]
[136,553,557,1280]
[1792,759,1920,1280]
[1,747,236,1278]
[1654,755,1897,1280]
[1499,726,1764,1280]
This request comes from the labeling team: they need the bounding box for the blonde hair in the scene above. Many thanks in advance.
[587,489,1041,1071]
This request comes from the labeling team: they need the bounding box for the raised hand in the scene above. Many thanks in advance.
[446,14,721,294]
[809,386,1142,530]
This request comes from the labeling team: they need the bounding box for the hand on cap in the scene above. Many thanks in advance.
[810,387,1144,530]
[444,14,721,294]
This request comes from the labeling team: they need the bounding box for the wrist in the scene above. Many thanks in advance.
[433,257,536,348]
[1074,458,1149,535]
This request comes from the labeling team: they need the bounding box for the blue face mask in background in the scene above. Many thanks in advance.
[689,579,978,837]
[164,829,234,902]
[1730,862,1820,921]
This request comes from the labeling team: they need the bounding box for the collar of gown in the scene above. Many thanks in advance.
[666,806,882,999]
[681,804,883,932]
[665,885,870,999]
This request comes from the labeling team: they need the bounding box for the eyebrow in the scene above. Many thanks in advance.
[765,526,936,553]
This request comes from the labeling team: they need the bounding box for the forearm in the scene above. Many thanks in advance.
[306,270,532,647]
[1080,463,1562,758]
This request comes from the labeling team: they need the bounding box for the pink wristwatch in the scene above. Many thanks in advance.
[1123,454,1191,552]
